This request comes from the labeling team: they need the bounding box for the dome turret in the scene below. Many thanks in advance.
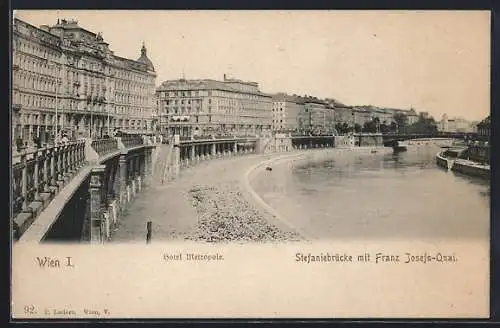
[137,42,155,72]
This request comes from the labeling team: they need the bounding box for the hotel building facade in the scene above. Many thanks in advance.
[156,75,273,137]
[438,113,478,133]
[297,99,336,135]
[271,93,303,132]
[12,17,157,145]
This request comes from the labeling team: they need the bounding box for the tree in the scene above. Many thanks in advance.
[335,122,352,134]
[335,123,345,134]
[362,117,380,133]
[393,112,408,127]
[389,121,398,132]
[406,113,438,134]
[380,121,391,133]
[354,123,362,133]
[392,113,408,133]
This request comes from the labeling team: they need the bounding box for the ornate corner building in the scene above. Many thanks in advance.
[12,18,157,144]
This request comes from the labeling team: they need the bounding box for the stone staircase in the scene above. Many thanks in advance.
[257,136,274,154]
[152,143,174,185]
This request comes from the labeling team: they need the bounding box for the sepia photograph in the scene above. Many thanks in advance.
[11,10,491,319]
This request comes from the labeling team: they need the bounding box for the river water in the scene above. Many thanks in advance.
[251,145,490,241]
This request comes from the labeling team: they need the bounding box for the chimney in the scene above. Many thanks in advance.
[223,73,226,81]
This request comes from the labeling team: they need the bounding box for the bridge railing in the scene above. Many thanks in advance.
[12,141,86,219]
[121,134,145,148]
[91,138,119,157]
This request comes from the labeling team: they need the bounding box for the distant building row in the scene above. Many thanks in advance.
[438,114,479,133]
[155,81,422,137]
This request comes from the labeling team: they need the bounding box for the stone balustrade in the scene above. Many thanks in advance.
[12,141,87,236]
[12,136,155,242]
[91,138,119,157]
[174,136,257,170]
[121,134,145,148]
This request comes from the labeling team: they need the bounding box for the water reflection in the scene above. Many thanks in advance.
[251,146,490,240]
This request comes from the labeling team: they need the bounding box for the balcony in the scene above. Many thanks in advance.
[171,115,191,122]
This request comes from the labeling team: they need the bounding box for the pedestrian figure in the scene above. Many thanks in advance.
[15,136,23,152]
[146,221,152,244]
[33,135,41,148]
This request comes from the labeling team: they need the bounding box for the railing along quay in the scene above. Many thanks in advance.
[12,141,86,220]
[12,135,155,240]
[121,134,145,148]
[91,138,119,157]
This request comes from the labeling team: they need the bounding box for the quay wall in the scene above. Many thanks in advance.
[436,152,453,170]
[451,160,490,179]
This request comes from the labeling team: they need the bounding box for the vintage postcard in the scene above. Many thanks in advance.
[11,10,491,319]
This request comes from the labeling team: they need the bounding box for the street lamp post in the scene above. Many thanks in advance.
[107,100,110,137]
[105,84,110,137]
[89,97,93,139]
[48,61,60,142]
[55,66,59,141]
[352,112,355,133]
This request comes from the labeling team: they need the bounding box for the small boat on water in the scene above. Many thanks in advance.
[392,140,408,153]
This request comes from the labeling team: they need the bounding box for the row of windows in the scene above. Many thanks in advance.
[164,99,202,105]
[15,71,59,93]
[15,53,60,77]
[15,47,154,94]
[115,106,151,117]
[161,89,270,102]
[116,69,152,84]
[161,90,201,98]
[82,84,106,97]
[15,74,154,107]
[113,93,151,106]
[15,38,59,62]
[209,90,265,100]
[14,91,152,116]
[161,107,203,115]
[82,73,105,86]
[14,92,61,109]
[115,80,153,95]
[15,30,155,80]
[15,58,154,100]
[15,53,149,97]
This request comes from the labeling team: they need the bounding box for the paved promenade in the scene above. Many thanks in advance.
[111,152,296,242]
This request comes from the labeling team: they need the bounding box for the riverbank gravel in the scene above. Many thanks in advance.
[185,182,302,243]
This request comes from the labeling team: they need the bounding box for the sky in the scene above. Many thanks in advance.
[14,10,490,121]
